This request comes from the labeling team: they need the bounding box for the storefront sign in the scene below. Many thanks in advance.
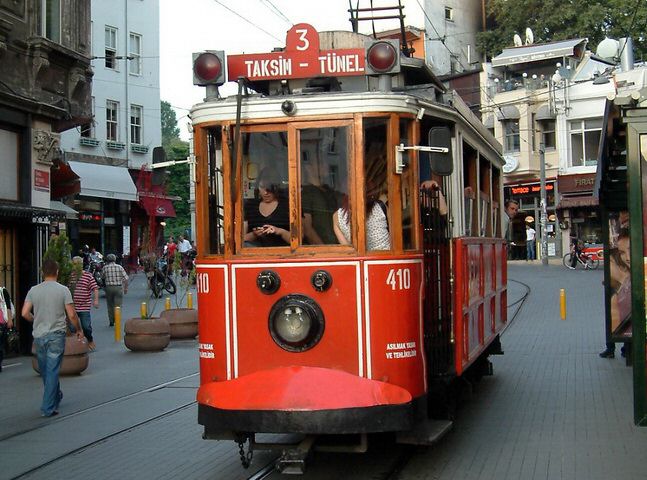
[79,213,102,221]
[509,182,554,195]
[557,173,596,193]
[34,169,50,192]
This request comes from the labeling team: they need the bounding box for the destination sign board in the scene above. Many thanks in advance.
[227,23,366,82]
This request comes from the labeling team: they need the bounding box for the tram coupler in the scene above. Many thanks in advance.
[275,435,317,475]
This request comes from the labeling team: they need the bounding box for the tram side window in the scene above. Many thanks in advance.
[363,118,391,251]
[207,127,225,254]
[300,126,349,245]
[241,131,290,248]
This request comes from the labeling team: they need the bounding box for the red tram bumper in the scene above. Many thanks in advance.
[198,366,417,435]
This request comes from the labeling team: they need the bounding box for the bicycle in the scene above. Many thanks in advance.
[562,250,600,270]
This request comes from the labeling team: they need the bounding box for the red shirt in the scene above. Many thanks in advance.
[71,271,98,311]
[167,242,177,257]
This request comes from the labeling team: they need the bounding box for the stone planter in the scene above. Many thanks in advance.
[124,317,170,352]
[160,308,198,339]
[32,336,89,375]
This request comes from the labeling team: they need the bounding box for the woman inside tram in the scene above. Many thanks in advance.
[243,168,290,247]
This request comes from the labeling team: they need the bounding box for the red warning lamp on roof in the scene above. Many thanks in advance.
[365,40,400,75]
[193,51,226,86]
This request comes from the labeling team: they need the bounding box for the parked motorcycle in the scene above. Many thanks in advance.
[88,258,105,289]
[149,255,177,298]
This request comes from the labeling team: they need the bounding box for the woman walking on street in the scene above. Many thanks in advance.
[69,256,99,350]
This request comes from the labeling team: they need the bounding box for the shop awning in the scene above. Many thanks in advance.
[139,196,176,218]
[51,161,80,199]
[68,161,138,201]
[557,196,599,209]
[535,104,556,121]
[50,201,78,219]
[496,105,520,120]
[0,201,66,222]
[492,38,587,67]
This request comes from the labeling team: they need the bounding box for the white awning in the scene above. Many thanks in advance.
[492,38,587,67]
[68,161,138,202]
[50,201,78,219]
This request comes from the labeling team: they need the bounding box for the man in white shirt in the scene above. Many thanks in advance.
[526,224,536,261]
[177,235,192,254]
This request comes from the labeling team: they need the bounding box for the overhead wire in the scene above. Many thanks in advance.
[212,0,283,43]
[260,0,293,26]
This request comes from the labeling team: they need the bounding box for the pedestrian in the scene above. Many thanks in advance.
[526,224,536,261]
[21,259,84,417]
[0,284,14,372]
[177,235,193,275]
[503,199,520,260]
[69,256,99,350]
[166,235,177,260]
[102,254,128,327]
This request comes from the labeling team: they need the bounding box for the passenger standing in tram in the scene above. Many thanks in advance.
[21,259,84,417]
[420,179,448,216]
[243,168,290,246]
[503,199,519,259]
[301,153,341,245]
[333,182,390,250]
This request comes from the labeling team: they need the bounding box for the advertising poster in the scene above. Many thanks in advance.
[608,211,631,338]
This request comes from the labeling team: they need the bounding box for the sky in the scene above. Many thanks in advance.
[159,0,425,138]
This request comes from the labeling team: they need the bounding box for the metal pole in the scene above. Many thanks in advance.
[540,143,548,265]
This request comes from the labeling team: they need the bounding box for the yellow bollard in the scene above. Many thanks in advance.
[187,292,193,309]
[140,302,148,319]
[560,289,567,320]
[165,297,171,310]
[114,306,122,342]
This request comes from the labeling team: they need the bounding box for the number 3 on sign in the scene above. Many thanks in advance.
[386,268,410,290]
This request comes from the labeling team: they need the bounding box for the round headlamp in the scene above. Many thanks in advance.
[269,294,325,352]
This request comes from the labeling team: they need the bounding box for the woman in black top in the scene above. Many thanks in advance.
[243,169,290,247]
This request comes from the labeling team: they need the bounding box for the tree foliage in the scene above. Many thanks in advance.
[160,100,191,240]
[43,233,81,287]
[477,0,647,61]
[161,100,180,149]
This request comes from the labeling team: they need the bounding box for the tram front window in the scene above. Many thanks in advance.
[241,131,289,248]
[300,126,350,245]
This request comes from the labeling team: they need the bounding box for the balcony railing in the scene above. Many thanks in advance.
[106,141,125,150]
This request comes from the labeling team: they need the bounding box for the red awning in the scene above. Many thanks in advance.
[139,196,176,218]
[51,161,81,199]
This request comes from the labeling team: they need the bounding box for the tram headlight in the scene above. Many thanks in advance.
[269,294,325,352]
[193,51,225,86]
[365,40,400,75]
[311,270,332,292]
[257,270,281,295]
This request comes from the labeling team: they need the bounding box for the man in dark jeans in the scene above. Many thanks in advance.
[22,259,84,416]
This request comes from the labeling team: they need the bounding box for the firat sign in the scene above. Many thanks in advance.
[227,24,366,82]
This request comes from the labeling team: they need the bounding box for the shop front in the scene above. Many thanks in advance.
[66,161,137,258]
[504,179,560,259]
[556,172,601,258]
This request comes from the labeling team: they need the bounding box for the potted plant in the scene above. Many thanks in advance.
[123,299,171,352]
[159,251,198,339]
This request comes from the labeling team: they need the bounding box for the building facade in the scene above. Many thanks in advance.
[422,0,483,76]
[60,0,166,263]
[480,37,643,258]
[0,0,92,352]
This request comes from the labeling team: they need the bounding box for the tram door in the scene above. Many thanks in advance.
[421,188,452,376]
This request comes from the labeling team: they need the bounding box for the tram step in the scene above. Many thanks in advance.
[396,419,453,446]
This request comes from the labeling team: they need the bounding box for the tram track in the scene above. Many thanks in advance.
[0,372,199,443]
[10,401,196,480]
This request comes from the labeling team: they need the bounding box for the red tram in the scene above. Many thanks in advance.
[191,24,507,471]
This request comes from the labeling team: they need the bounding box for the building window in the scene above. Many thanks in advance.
[80,97,95,138]
[444,6,453,21]
[570,119,601,167]
[503,120,520,153]
[0,129,19,201]
[41,0,61,43]
[106,100,119,141]
[105,26,117,69]
[129,33,142,75]
[130,105,143,145]
[541,120,556,150]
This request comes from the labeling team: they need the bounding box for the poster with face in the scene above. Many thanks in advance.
[609,211,631,337]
